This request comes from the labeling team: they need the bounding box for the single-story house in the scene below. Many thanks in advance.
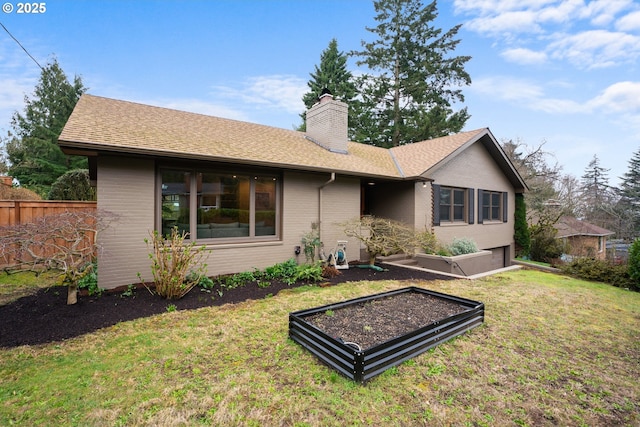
[58,93,527,290]
[555,216,614,260]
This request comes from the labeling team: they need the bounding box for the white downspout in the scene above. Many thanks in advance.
[318,172,336,245]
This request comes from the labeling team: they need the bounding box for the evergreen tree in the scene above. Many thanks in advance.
[299,39,357,132]
[5,58,87,196]
[618,147,640,238]
[581,155,610,202]
[48,169,96,201]
[579,155,617,230]
[351,0,471,147]
[514,193,530,257]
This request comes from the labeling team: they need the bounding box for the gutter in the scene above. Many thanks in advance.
[318,172,336,245]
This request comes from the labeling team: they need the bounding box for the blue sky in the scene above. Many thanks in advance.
[1,0,639,186]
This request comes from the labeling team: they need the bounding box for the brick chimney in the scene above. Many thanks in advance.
[305,90,348,154]
[0,176,12,188]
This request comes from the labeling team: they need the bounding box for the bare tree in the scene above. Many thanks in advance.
[341,216,425,265]
[0,209,117,304]
[500,137,580,227]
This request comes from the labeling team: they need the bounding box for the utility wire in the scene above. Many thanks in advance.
[0,21,43,70]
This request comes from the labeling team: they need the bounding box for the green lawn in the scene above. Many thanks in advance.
[1,269,639,426]
[0,270,60,305]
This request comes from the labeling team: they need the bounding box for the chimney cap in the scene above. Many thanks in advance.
[318,88,333,103]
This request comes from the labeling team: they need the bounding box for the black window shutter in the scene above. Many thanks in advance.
[467,188,474,224]
[477,189,484,224]
[503,192,508,222]
[433,184,441,226]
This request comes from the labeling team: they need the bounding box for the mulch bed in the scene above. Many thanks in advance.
[0,264,452,348]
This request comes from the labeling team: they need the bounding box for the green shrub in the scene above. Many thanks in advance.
[629,238,640,286]
[193,274,214,290]
[514,193,530,257]
[529,223,565,263]
[212,259,324,296]
[448,237,478,256]
[295,263,324,283]
[77,261,103,296]
[227,271,256,289]
[47,169,96,201]
[301,230,321,263]
[560,258,637,291]
[262,258,298,281]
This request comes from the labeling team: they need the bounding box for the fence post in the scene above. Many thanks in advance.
[14,200,20,225]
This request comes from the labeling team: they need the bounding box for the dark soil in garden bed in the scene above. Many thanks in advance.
[305,292,469,350]
[0,264,452,348]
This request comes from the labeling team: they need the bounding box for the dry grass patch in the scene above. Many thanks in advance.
[1,271,639,426]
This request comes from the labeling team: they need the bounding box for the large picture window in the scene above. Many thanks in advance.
[160,168,279,241]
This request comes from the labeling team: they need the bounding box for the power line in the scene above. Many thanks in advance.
[0,21,43,70]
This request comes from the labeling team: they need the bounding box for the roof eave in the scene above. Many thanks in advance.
[58,139,404,181]
[558,232,615,238]
[417,129,527,192]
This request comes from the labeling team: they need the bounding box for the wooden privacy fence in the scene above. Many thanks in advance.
[0,201,98,269]
[0,200,97,227]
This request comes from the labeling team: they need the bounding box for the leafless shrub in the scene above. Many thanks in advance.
[0,184,41,200]
[143,227,208,300]
[0,209,117,304]
[341,216,426,265]
[321,265,341,278]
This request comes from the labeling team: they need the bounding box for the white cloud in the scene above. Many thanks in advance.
[132,75,308,128]
[548,30,640,69]
[471,76,544,102]
[617,10,640,31]
[587,81,640,113]
[537,0,584,25]
[454,0,639,69]
[579,0,633,26]
[471,75,640,120]
[0,42,40,133]
[530,97,585,114]
[501,47,547,64]
[150,99,251,122]
[211,75,306,115]
[453,0,557,15]
[0,77,33,112]
[454,0,634,29]
[464,10,542,35]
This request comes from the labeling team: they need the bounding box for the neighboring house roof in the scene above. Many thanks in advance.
[59,94,527,190]
[555,217,615,238]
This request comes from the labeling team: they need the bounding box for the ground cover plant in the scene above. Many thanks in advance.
[1,269,639,426]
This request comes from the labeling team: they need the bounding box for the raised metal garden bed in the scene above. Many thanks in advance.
[289,287,484,383]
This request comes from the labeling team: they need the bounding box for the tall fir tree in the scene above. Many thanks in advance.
[618,147,640,238]
[6,58,87,197]
[299,39,357,132]
[351,0,471,147]
[579,155,617,229]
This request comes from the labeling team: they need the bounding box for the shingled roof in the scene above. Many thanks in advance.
[59,94,525,189]
[555,216,614,238]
